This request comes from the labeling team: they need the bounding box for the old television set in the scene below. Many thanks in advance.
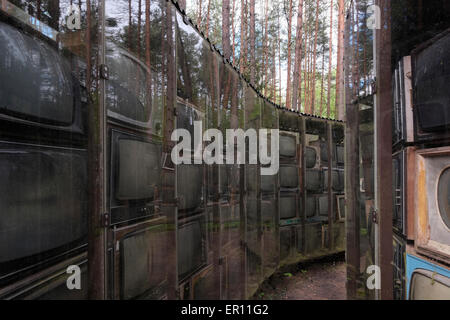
[305,169,323,193]
[410,270,450,300]
[336,144,345,167]
[305,146,319,169]
[324,169,344,192]
[407,254,450,300]
[177,214,207,282]
[301,196,317,220]
[110,130,162,224]
[412,29,450,144]
[415,148,450,260]
[279,165,299,190]
[0,22,85,136]
[279,195,297,220]
[392,56,414,147]
[279,132,298,159]
[261,172,278,194]
[106,43,159,131]
[320,141,337,167]
[178,164,204,214]
[0,142,88,282]
[119,225,167,300]
[261,198,277,223]
[318,195,330,222]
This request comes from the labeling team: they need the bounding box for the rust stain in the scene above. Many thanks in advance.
[417,158,429,245]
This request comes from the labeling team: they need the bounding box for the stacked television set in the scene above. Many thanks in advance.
[0,0,346,300]
[392,28,450,299]
[104,0,171,300]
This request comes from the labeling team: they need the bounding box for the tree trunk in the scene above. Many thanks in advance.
[310,0,320,115]
[222,0,231,59]
[327,0,334,118]
[335,0,345,120]
[249,0,256,85]
[291,0,304,112]
[286,0,293,109]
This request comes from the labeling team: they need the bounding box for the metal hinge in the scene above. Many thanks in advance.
[371,208,379,225]
[103,212,110,228]
[100,64,109,80]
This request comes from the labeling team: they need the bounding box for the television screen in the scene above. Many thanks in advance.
[279,135,297,158]
[437,167,450,229]
[121,228,167,299]
[261,199,277,222]
[0,145,87,273]
[336,145,344,166]
[301,196,317,218]
[116,139,161,201]
[178,165,203,211]
[261,173,277,193]
[280,196,297,220]
[324,169,344,192]
[320,141,329,164]
[178,220,205,279]
[106,45,152,124]
[305,147,317,169]
[305,170,323,192]
[280,166,299,189]
[318,195,329,218]
[0,22,75,125]
[414,31,450,132]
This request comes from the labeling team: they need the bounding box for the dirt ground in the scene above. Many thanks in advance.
[254,258,347,300]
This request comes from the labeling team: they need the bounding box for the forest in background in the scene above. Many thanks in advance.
[179,0,373,121]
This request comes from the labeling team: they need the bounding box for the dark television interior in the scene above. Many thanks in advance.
[261,173,278,193]
[280,196,297,220]
[178,164,204,212]
[324,169,344,192]
[121,227,167,299]
[305,147,318,169]
[280,166,299,189]
[116,138,162,201]
[414,30,450,132]
[177,219,205,280]
[0,145,87,277]
[301,196,317,219]
[318,195,329,218]
[305,170,323,192]
[0,22,77,126]
[106,45,152,124]
[336,145,344,166]
[261,199,277,222]
[279,134,297,158]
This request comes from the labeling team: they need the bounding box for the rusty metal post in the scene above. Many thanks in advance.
[88,0,106,300]
[345,7,361,300]
[374,0,393,300]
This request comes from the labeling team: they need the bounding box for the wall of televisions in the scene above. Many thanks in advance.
[0,0,345,300]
